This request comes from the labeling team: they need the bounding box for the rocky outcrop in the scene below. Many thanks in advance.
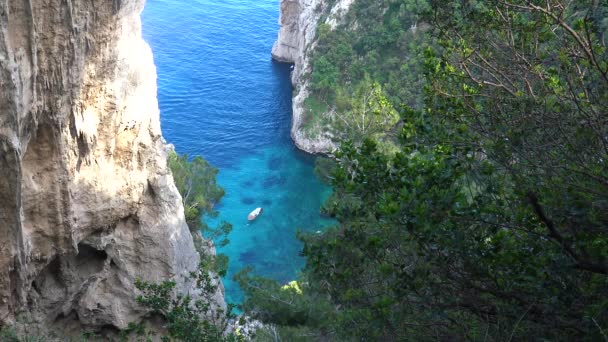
[272,0,354,154]
[0,0,223,336]
[271,0,307,64]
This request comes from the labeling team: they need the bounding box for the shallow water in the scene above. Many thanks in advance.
[142,0,333,304]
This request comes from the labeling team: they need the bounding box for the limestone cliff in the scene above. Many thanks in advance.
[0,0,223,336]
[272,0,354,154]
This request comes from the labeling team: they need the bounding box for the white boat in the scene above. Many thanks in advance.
[248,207,263,221]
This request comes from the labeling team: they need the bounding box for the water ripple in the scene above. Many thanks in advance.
[142,0,333,305]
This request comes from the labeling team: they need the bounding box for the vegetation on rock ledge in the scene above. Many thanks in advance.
[168,151,232,253]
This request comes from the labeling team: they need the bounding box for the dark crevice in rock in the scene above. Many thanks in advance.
[30,256,67,323]
[31,280,40,295]
[68,113,90,172]
[32,257,64,299]
[53,309,78,324]
[112,0,122,15]
[30,243,109,326]
[146,179,156,198]
[75,243,107,276]
[8,269,19,314]
[99,323,121,335]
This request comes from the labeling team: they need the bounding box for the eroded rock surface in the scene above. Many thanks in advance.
[272,0,354,154]
[0,0,223,336]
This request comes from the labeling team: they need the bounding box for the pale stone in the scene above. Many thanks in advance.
[326,0,356,29]
[0,0,224,336]
[271,0,353,154]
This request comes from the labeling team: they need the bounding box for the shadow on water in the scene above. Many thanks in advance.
[262,174,287,188]
[241,197,256,205]
[267,155,285,170]
[239,250,258,264]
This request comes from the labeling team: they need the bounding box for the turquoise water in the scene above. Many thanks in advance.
[142,0,333,304]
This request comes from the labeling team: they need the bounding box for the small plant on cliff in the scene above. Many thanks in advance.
[0,328,20,342]
[135,260,245,342]
[234,268,336,341]
[168,152,224,226]
[150,151,243,341]
[0,327,45,342]
[167,151,232,254]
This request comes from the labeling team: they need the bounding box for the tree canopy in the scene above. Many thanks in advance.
[238,0,608,340]
[168,152,231,251]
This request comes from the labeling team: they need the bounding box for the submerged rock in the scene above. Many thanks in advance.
[242,197,256,205]
[267,155,284,170]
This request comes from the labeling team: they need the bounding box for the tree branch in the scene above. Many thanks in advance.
[527,192,607,275]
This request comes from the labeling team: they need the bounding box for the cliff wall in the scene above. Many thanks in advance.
[272,0,354,154]
[0,0,222,336]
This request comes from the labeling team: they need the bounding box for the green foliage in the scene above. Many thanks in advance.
[168,151,232,251]
[135,261,243,342]
[116,322,151,341]
[251,325,321,342]
[234,269,335,340]
[313,156,337,184]
[0,328,44,342]
[331,80,399,142]
[239,0,608,340]
[304,0,432,142]
[0,328,20,342]
[168,152,224,228]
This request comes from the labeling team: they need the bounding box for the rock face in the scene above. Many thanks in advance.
[271,0,306,64]
[271,0,354,154]
[0,0,223,336]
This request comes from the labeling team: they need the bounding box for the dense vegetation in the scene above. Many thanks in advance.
[5,1,605,340]
[238,0,608,340]
[303,0,430,146]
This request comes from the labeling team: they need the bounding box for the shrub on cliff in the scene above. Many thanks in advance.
[134,260,240,342]
[168,152,224,228]
[168,151,232,252]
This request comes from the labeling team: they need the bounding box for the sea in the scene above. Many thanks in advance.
[142,0,333,305]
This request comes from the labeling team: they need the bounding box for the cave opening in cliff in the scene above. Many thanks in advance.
[75,243,108,276]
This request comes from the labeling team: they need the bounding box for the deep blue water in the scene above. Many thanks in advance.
[142,0,333,304]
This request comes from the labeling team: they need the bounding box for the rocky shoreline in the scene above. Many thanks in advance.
[272,0,354,154]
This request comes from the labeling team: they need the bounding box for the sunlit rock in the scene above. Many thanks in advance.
[0,0,224,336]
